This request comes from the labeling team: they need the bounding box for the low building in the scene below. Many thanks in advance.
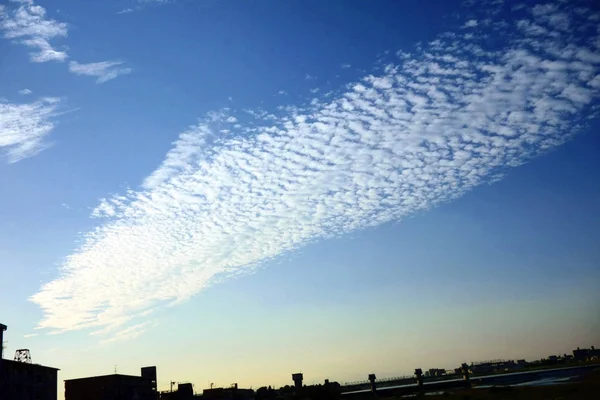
[0,323,59,400]
[159,383,197,400]
[427,369,446,377]
[203,385,254,400]
[65,367,157,400]
[468,360,517,375]
[573,346,600,361]
[546,355,559,364]
[0,358,59,400]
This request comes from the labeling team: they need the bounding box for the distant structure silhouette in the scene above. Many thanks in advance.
[414,369,423,391]
[292,373,303,390]
[367,374,376,394]
[461,363,471,388]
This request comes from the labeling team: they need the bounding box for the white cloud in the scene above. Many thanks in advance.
[18,88,32,95]
[462,19,478,28]
[0,0,67,63]
[68,61,132,83]
[588,75,600,89]
[305,74,317,80]
[117,8,134,15]
[22,36,67,62]
[0,97,60,163]
[276,90,287,96]
[341,63,352,69]
[31,2,600,339]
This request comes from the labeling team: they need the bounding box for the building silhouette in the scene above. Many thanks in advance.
[573,346,600,361]
[202,384,254,400]
[0,323,59,400]
[65,366,157,400]
[159,382,197,400]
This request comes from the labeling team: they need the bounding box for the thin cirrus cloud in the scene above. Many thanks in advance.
[30,2,600,339]
[68,61,132,84]
[0,0,131,82]
[97,322,155,344]
[0,98,60,163]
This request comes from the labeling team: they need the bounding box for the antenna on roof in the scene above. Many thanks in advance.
[114,365,117,374]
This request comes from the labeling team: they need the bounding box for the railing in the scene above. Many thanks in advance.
[342,375,415,387]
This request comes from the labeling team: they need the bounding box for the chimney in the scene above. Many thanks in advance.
[0,323,7,359]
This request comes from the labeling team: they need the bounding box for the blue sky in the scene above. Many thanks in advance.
[1,0,600,394]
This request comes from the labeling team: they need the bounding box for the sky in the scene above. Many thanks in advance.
[1,0,600,396]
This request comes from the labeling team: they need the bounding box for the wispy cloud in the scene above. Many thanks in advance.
[98,322,152,344]
[137,0,174,4]
[341,63,352,69]
[119,0,174,13]
[68,61,132,84]
[0,0,67,62]
[22,36,67,62]
[18,88,32,95]
[0,97,60,163]
[1,0,132,79]
[31,2,600,337]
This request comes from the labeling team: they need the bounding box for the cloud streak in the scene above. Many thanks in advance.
[68,61,132,84]
[0,98,60,163]
[98,322,153,344]
[31,2,600,338]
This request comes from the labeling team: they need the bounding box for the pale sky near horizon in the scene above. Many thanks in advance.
[1,0,600,397]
